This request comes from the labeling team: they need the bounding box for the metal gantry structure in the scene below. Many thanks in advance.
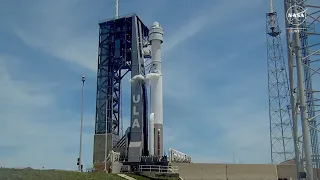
[94,17,133,166]
[282,0,320,179]
[266,2,295,164]
[93,14,151,168]
[294,0,320,168]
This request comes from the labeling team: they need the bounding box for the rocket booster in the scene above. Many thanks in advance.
[149,22,164,156]
[149,113,155,156]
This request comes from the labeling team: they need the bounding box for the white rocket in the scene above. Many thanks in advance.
[148,22,164,156]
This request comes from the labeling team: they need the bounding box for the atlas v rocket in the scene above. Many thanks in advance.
[148,22,164,156]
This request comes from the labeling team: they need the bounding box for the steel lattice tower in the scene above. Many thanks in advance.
[93,14,150,167]
[284,0,320,178]
[266,8,295,164]
[296,0,320,168]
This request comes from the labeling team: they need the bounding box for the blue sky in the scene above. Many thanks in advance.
[0,0,311,170]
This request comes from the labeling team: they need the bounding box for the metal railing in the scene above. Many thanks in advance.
[139,165,179,173]
[168,148,192,163]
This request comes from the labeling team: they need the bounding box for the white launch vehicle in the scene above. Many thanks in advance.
[131,22,191,162]
[131,21,164,156]
[148,22,164,156]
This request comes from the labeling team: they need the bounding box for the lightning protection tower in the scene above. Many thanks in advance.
[266,1,295,164]
[295,0,320,168]
[284,0,320,173]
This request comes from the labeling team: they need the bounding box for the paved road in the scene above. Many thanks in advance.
[117,174,137,180]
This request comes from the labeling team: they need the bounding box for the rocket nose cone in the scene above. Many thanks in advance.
[152,22,160,28]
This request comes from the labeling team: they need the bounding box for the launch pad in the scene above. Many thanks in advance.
[92,14,187,172]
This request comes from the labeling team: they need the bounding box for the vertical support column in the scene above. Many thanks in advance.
[292,0,314,179]
[284,0,303,177]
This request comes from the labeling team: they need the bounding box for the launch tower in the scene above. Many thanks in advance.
[93,14,150,168]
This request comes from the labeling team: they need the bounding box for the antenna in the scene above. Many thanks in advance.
[115,0,119,19]
[269,0,274,13]
[269,0,275,28]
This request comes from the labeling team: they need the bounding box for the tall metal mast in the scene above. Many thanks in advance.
[266,0,295,164]
[115,0,119,18]
[283,0,303,178]
[115,0,123,138]
[291,0,314,177]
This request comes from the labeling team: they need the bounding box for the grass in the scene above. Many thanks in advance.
[0,167,180,180]
[0,168,125,180]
